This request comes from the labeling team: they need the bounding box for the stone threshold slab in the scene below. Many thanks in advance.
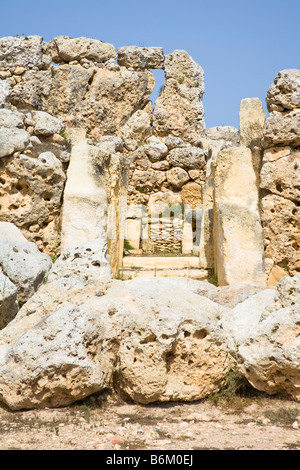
[122,256,201,269]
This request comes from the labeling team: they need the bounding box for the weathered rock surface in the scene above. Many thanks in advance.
[10,64,155,138]
[213,146,266,286]
[0,35,44,69]
[48,239,113,287]
[47,36,116,64]
[119,109,152,142]
[0,273,18,328]
[0,276,230,409]
[206,126,240,145]
[260,147,300,201]
[266,69,300,111]
[239,98,265,148]
[153,50,205,142]
[117,46,164,69]
[0,304,112,410]
[0,127,30,157]
[263,109,300,148]
[166,167,189,189]
[221,275,300,400]
[0,223,52,305]
[168,146,206,170]
[235,302,300,400]
[260,193,300,276]
[260,69,300,277]
[31,110,64,136]
[0,79,11,107]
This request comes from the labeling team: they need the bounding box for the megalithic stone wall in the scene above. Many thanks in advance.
[213,146,266,286]
[260,69,300,278]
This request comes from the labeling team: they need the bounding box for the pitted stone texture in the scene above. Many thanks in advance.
[0,277,230,409]
[0,305,112,410]
[260,193,300,275]
[266,69,300,112]
[169,146,206,170]
[153,50,205,142]
[0,109,24,128]
[10,65,155,138]
[47,36,116,63]
[235,303,300,400]
[0,225,52,305]
[0,35,43,68]
[117,46,164,69]
[166,167,189,189]
[0,127,30,157]
[47,239,113,286]
[260,148,300,202]
[0,149,66,254]
[206,126,240,145]
[32,110,65,136]
[263,109,300,148]
[119,109,152,142]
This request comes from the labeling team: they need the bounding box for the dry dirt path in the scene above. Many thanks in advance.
[0,394,300,451]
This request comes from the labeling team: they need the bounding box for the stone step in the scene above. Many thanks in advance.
[122,256,201,270]
[119,268,208,281]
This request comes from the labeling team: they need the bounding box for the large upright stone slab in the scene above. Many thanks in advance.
[152,50,205,143]
[239,98,265,182]
[60,129,108,253]
[213,146,266,286]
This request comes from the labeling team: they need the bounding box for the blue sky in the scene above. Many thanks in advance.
[1,0,299,128]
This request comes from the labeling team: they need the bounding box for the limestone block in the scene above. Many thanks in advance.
[0,79,11,107]
[0,273,18,327]
[120,110,152,142]
[0,223,52,305]
[0,127,30,157]
[0,109,24,128]
[166,167,189,189]
[239,98,265,148]
[126,219,141,250]
[117,46,164,69]
[143,137,168,162]
[163,135,185,150]
[260,148,300,202]
[181,182,202,208]
[263,109,300,148]
[0,35,43,68]
[61,136,109,253]
[0,304,112,410]
[131,169,166,193]
[32,110,65,136]
[182,217,193,255]
[199,176,214,269]
[168,146,206,170]
[260,193,299,275]
[234,300,300,400]
[267,265,289,287]
[266,69,300,111]
[206,126,240,144]
[267,274,300,312]
[0,150,66,254]
[213,146,265,286]
[10,65,155,138]
[47,36,116,63]
[48,239,113,286]
[153,50,205,142]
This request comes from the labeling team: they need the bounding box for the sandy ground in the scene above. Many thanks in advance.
[0,392,300,451]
